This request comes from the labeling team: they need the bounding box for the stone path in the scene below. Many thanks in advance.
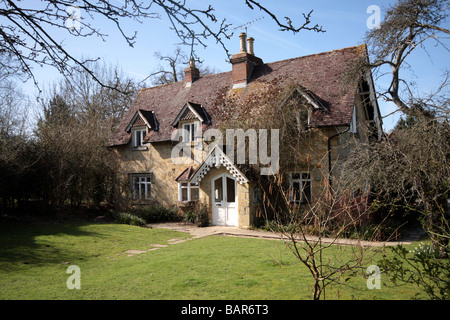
[121,222,426,256]
[123,238,187,256]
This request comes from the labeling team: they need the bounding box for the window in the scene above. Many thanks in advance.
[178,182,199,202]
[349,105,358,134]
[182,122,198,142]
[132,127,147,148]
[289,172,311,204]
[131,175,151,200]
[226,177,235,203]
[253,188,263,203]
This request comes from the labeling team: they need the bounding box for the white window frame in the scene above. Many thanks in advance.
[178,182,199,202]
[289,172,311,204]
[131,175,151,200]
[132,127,147,148]
[182,122,198,143]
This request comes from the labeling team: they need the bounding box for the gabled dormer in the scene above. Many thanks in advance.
[280,85,328,132]
[125,109,158,149]
[172,102,211,143]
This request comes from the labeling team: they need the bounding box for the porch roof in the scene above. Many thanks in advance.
[190,146,248,185]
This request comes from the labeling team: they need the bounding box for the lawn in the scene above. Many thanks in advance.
[0,221,424,300]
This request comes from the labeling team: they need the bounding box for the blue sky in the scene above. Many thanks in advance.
[21,0,449,132]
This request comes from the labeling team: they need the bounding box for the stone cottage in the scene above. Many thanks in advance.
[107,33,383,229]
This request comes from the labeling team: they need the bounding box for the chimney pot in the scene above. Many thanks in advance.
[247,37,254,55]
[231,33,263,89]
[239,32,247,53]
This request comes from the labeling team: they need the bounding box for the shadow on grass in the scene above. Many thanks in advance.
[0,221,100,269]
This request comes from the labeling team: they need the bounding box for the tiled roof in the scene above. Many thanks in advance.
[108,44,366,147]
[175,166,195,182]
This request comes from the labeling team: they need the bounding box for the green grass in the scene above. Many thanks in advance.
[0,221,425,300]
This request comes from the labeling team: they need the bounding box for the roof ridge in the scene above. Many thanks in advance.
[264,44,367,67]
[137,44,366,93]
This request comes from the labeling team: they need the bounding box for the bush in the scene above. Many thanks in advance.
[184,211,196,224]
[182,203,210,227]
[194,203,209,227]
[115,212,147,227]
[130,205,178,223]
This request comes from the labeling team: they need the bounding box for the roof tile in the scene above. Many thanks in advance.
[108,45,366,147]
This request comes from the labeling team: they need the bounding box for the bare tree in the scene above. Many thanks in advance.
[145,47,217,86]
[342,115,450,257]
[0,0,324,90]
[35,61,140,207]
[217,82,386,300]
[340,0,450,252]
[0,74,36,212]
[362,0,450,116]
[261,168,380,300]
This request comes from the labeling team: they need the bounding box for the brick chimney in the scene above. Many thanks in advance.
[184,57,200,87]
[230,32,263,89]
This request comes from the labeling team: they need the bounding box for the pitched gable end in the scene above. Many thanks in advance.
[172,102,211,127]
[282,86,328,111]
[125,109,158,132]
[191,146,249,185]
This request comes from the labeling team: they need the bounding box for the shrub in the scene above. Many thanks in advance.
[115,212,147,227]
[194,203,209,227]
[184,211,196,224]
[131,205,178,223]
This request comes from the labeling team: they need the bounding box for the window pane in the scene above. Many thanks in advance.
[183,124,190,142]
[302,180,311,203]
[146,180,151,199]
[138,183,144,200]
[181,187,188,201]
[135,131,141,147]
[291,182,301,202]
[191,187,199,201]
[133,178,139,200]
[214,177,223,202]
[253,188,262,203]
[291,173,301,180]
[143,183,148,200]
[131,175,151,200]
[191,124,196,141]
[226,177,235,203]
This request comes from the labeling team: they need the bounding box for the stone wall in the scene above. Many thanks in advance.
[112,121,363,228]
[114,140,204,209]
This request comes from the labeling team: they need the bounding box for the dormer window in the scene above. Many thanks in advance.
[132,127,147,148]
[172,102,211,143]
[182,122,198,143]
[125,109,157,150]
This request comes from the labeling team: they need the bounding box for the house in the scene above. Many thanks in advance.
[107,33,382,229]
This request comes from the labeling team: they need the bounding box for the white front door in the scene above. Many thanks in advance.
[211,174,238,226]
